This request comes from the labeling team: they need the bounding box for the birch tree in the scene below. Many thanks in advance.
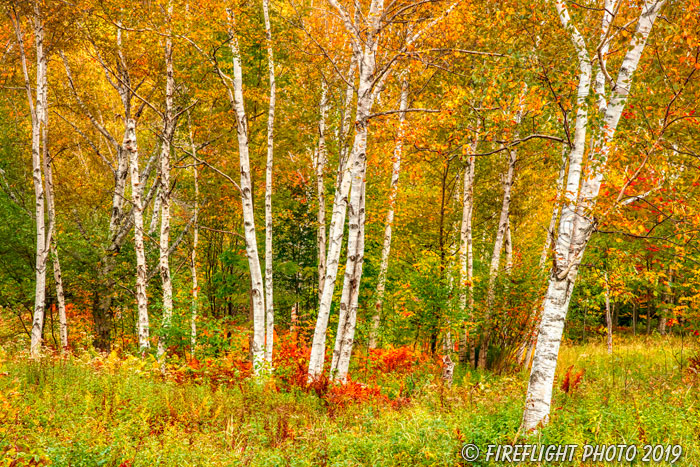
[225,7,267,373]
[12,2,49,358]
[458,125,479,364]
[308,0,459,380]
[315,81,330,301]
[157,5,177,358]
[262,0,276,364]
[478,127,519,369]
[188,117,199,357]
[522,0,667,432]
[43,139,68,351]
[369,74,409,350]
[307,0,385,379]
[61,17,159,351]
[125,117,150,352]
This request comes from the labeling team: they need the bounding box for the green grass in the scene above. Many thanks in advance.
[1,335,698,466]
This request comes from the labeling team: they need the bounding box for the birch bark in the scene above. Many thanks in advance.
[262,0,276,365]
[157,11,177,358]
[478,143,517,369]
[369,74,409,349]
[39,63,67,352]
[307,0,383,378]
[61,27,154,351]
[308,0,458,379]
[13,3,49,358]
[315,82,330,301]
[458,128,479,364]
[125,118,150,352]
[330,163,366,381]
[189,120,199,357]
[149,185,161,235]
[521,0,666,432]
[226,8,267,374]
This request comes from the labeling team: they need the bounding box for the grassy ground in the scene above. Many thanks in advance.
[0,335,698,466]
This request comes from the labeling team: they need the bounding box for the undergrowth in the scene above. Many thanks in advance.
[0,335,698,466]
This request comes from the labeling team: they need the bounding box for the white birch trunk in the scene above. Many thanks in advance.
[330,166,366,381]
[262,0,276,365]
[148,185,161,236]
[308,49,376,379]
[504,220,513,274]
[125,118,150,352]
[61,28,139,351]
[14,3,49,358]
[226,8,266,374]
[478,143,517,369]
[521,0,665,432]
[308,0,455,379]
[157,11,176,358]
[336,60,357,189]
[315,82,330,301]
[458,129,479,364]
[38,54,67,352]
[369,74,409,349]
[189,121,199,357]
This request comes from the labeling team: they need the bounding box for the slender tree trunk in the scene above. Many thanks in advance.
[189,119,199,357]
[478,142,517,369]
[308,49,376,380]
[14,3,49,358]
[658,265,672,335]
[539,144,569,268]
[149,184,161,235]
[39,71,67,352]
[521,0,665,432]
[458,128,479,365]
[315,82,330,302]
[335,59,357,190]
[605,272,613,354]
[504,220,513,273]
[330,172,366,381]
[226,8,266,373]
[61,26,156,352]
[262,0,276,366]
[156,12,177,358]
[632,301,637,336]
[126,118,150,352]
[369,74,408,349]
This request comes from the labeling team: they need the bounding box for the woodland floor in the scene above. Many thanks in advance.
[0,336,699,466]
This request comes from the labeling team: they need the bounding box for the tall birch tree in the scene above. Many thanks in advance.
[458,125,479,364]
[157,5,178,358]
[225,7,267,373]
[522,0,667,432]
[315,81,330,301]
[262,0,276,364]
[308,0,458,380]
[369,74,409,349]
[12,2,49,358]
